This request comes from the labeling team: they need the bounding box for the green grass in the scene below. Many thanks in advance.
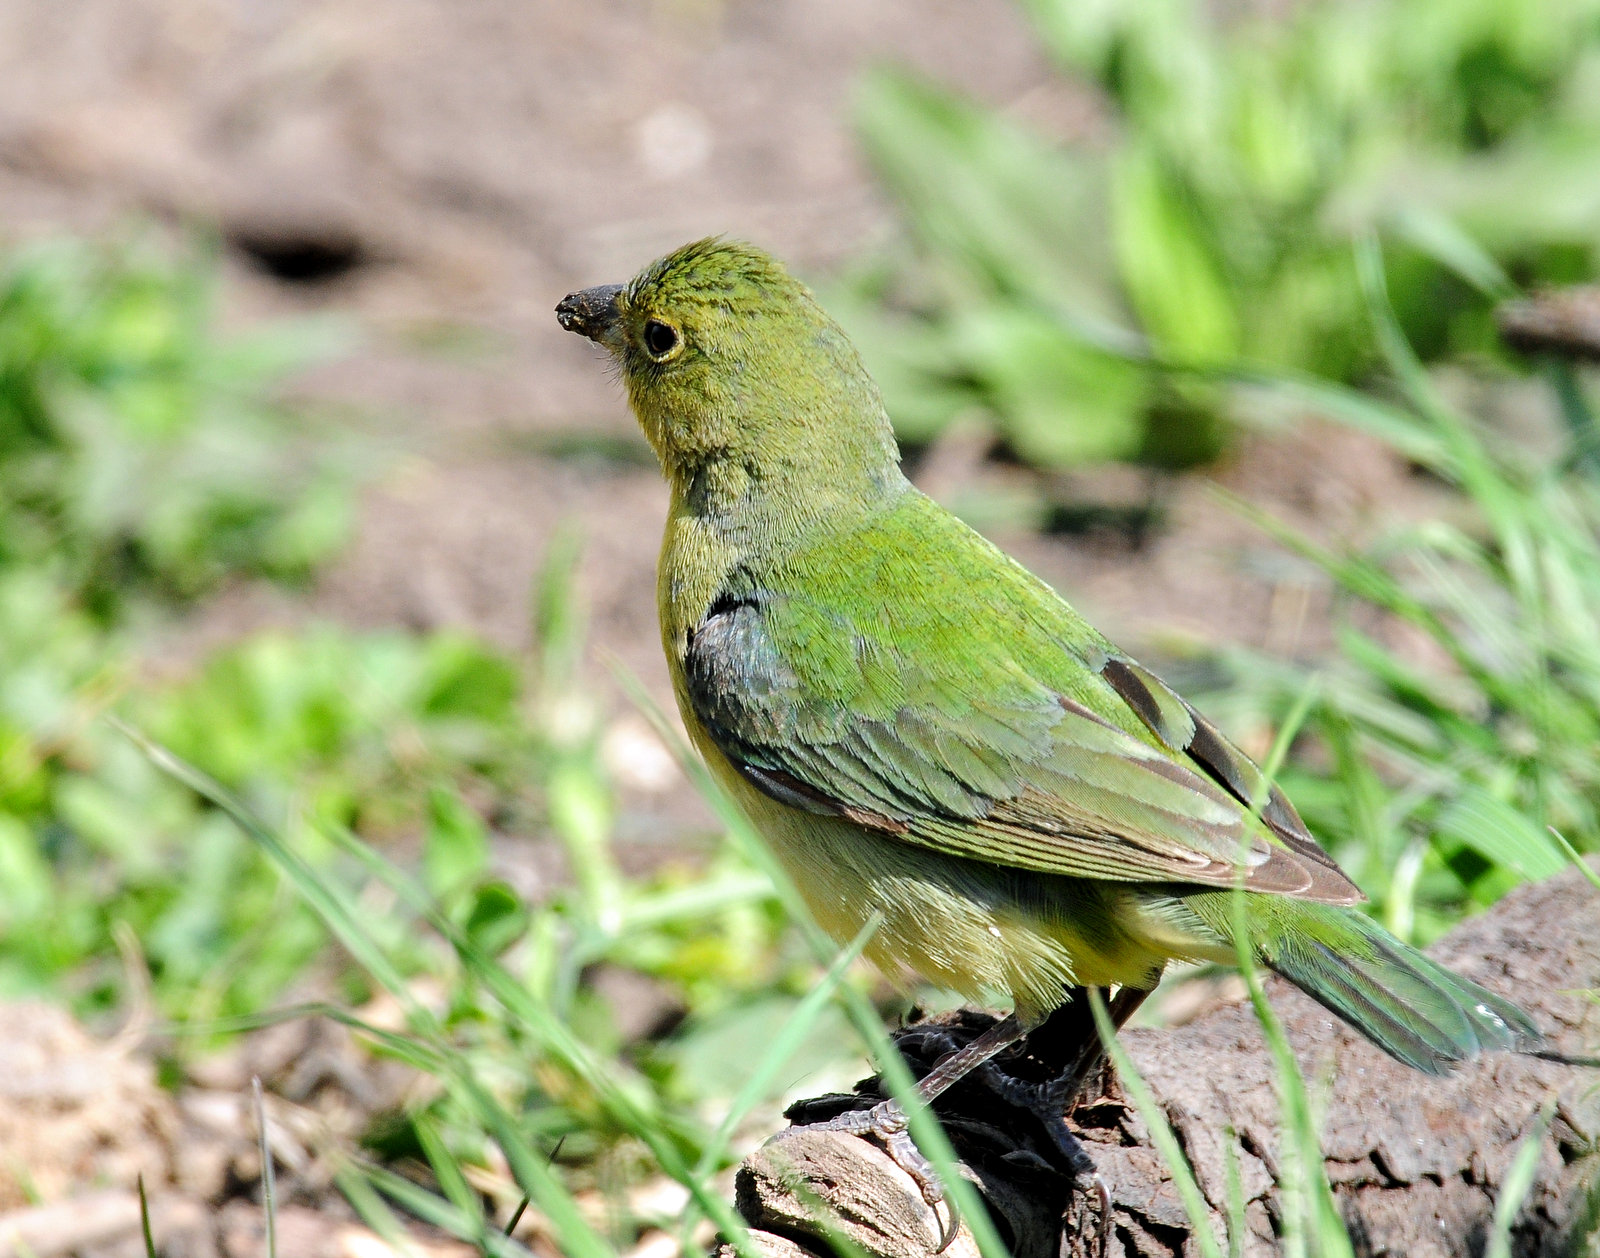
[105,717,888,1251]
[0,231,353,618]
[841,0,1600,468]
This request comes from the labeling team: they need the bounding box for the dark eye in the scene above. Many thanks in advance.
[644,319,679,358]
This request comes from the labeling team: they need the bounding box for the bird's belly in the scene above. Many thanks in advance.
[708,754,1197,1023]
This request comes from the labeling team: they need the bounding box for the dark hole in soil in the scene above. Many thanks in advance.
[229,224,366,283]
[1042,500,1161,549]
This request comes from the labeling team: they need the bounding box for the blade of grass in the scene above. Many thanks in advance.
[615,665,1013,1258]
[690,914,882,1178]
[158,1002,449,1074]
[335,1161,430,1258]
[252,1077,278,1258]
[358,1160,535,1258]
[1226,893,1352,1258]
[1549,827,1600,891]
[137,1174,157,1258]
[1087,988,1225,1258]
[1229,678,1353,1258]
[1221,1132,1246,1258]
[415,1113,489,1247]
[115,719,617,1258]
[1256,676,1320,809]
[1482,1100,1555,1258]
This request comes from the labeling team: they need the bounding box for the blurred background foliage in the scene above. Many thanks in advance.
[0,235,353,620]
[0,0,1598,1251]
[1198,243,1600,944]
[0,232,829,1234]
[840,0,1600,467]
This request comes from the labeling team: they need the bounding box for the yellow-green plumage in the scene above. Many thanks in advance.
[557,238,1543,1071]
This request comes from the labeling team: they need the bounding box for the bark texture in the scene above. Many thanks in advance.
[719,863,1600,1258]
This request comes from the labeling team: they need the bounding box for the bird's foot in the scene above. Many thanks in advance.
[968,1060,1111,1256]
[782,1006,1126,1256]
[780,1098,960,1250]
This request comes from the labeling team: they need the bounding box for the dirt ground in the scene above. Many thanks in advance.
[0,2,1454,1253]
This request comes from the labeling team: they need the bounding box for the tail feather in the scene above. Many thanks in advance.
[1187,893,1544,1074]
[1296,939,1469,1070]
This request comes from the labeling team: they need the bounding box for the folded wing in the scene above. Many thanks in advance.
[685,585,1361,905]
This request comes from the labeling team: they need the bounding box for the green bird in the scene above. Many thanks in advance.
[556,238,1546,1199]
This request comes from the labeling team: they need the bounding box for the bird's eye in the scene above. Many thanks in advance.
[644,319,680,358]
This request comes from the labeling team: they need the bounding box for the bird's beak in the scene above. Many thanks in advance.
[556,283,623,347]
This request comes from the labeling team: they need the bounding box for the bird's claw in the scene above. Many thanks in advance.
[1088,1173,1112,1258]
[788,1099,962,1251]
[972,1063,1112,1258]
[1048,1166,1112,1258]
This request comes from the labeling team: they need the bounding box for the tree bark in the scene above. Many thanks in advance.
[719,862,1600,1258]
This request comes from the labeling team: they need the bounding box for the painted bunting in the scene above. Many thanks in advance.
[556,238,1547,1195]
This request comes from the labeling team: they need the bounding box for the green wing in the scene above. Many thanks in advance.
[683,497,1361,905]
[1090,654,1360,895]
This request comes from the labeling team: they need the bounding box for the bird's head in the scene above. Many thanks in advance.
[557,239,900,508]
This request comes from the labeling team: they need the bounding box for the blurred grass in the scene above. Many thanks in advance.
[0,231,354,618]
[841,0,1600,469]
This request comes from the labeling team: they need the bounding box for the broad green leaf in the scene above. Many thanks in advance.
[1433,786,1569,881]
[423,786,490,899]
[953,305,1148,465]
[855,67,1120,319]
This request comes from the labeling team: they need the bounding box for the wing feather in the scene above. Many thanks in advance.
[1095,654,1361,899]
[684,583,1360,903]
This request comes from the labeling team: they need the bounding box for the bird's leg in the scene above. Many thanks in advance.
[794,1011,1025,1165]
[906,1011,1027,1105]
[1041,984,1154,1111]
[976,984,1153,1116]
[969,985,1155,1258]
[980,985,1156,1158]
[782,1012,1027,1245]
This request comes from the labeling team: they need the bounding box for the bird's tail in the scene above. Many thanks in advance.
[1186,893,1544,1074]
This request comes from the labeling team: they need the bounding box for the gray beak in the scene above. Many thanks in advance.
[555,283,623,343]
